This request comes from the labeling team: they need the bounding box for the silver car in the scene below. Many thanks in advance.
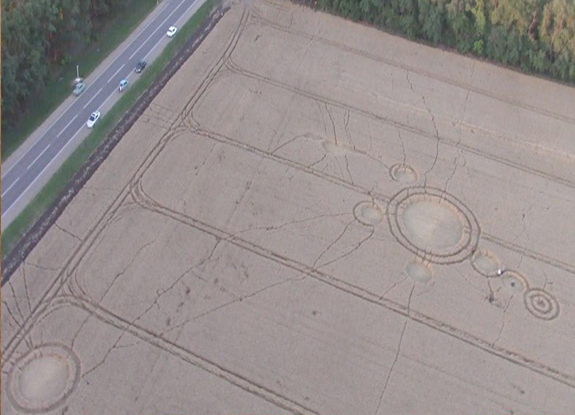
[73,82,86,96]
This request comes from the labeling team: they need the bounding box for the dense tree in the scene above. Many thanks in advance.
[359,0,383,24]
[1,0,131,130]
[48,0,92,66]
[445,0,477,52]
[418,0,447,44]
[3,0,574,133]
[315,0,575,84]
[539,0,575,80]
[2,0,55,125]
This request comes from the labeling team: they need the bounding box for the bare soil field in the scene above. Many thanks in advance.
[2,0,575,413]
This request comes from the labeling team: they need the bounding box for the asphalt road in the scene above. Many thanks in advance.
[1,0,202,228]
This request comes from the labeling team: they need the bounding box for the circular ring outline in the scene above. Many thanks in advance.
[500,270,529,293]
[389,163,418,183]
[524,288,560,321]
[353,201,384,227]
[470,249,502,278]
[7,343,81,414]
[387,187,480,264]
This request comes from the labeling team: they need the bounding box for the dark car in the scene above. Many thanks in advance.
[135,60,147,73]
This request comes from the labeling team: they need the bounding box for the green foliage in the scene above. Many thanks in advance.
[1,0,137,132]
[418,0,446,44]
[445,0,476,51]
[1,0,215,260]
[473,39,485,55]
[527,48,551,73]
[359,0,382,22]
[2,0,161,161]
[539,0,575,81]
[469,0,488,35]
[318,0,334,10]
[316,0,575,83]
[394,0,421,39]
[333,0,362,20]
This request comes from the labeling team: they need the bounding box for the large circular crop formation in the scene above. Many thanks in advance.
[7,344,80,413]
[387,187,480,264]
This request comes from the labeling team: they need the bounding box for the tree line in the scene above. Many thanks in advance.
[314,0,575,84]
[2,0,573,133]
[1,0,127,129]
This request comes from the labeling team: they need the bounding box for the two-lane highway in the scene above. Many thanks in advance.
[2,0,205,230]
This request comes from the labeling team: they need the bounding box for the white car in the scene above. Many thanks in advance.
[167,26,178,38]
[119,79,128,92]
[87,111,101,128]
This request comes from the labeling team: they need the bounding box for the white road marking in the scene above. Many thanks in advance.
[2,0,195,215]
[109,64,126,83]
[2,127,83,219]
[129,30,160,61]
[1,0,188,181]
[1,177,20,198]
[129,1,189,61]
[57,114,79,138]
[83,87,103,109]
[98,0,183,76]
[27,144,51,170]
[99,92,114,112]
[143,39,162,61]
[1,98,78,179]
[175,0,201,27]
[145,0,199,62]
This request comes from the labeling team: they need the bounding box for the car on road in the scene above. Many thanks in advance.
[73,81,86,96]
[135,60,147,73]
[87,111,101,128]
[119,79,129,92]
[167,26,178,38]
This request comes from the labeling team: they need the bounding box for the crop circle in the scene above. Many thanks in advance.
[353,201,384,226]
[524,288,559,320]
[405,260,432,283]
[7,344,80,413]
[471,249,501,277]
[390,164,418,183]
[500,270,528,293]
[387,187,480,264]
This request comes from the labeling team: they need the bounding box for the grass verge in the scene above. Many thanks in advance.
[1,0,158,161]
[1,0,215,260]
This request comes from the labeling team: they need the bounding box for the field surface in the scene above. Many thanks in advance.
[2,0,575,413]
